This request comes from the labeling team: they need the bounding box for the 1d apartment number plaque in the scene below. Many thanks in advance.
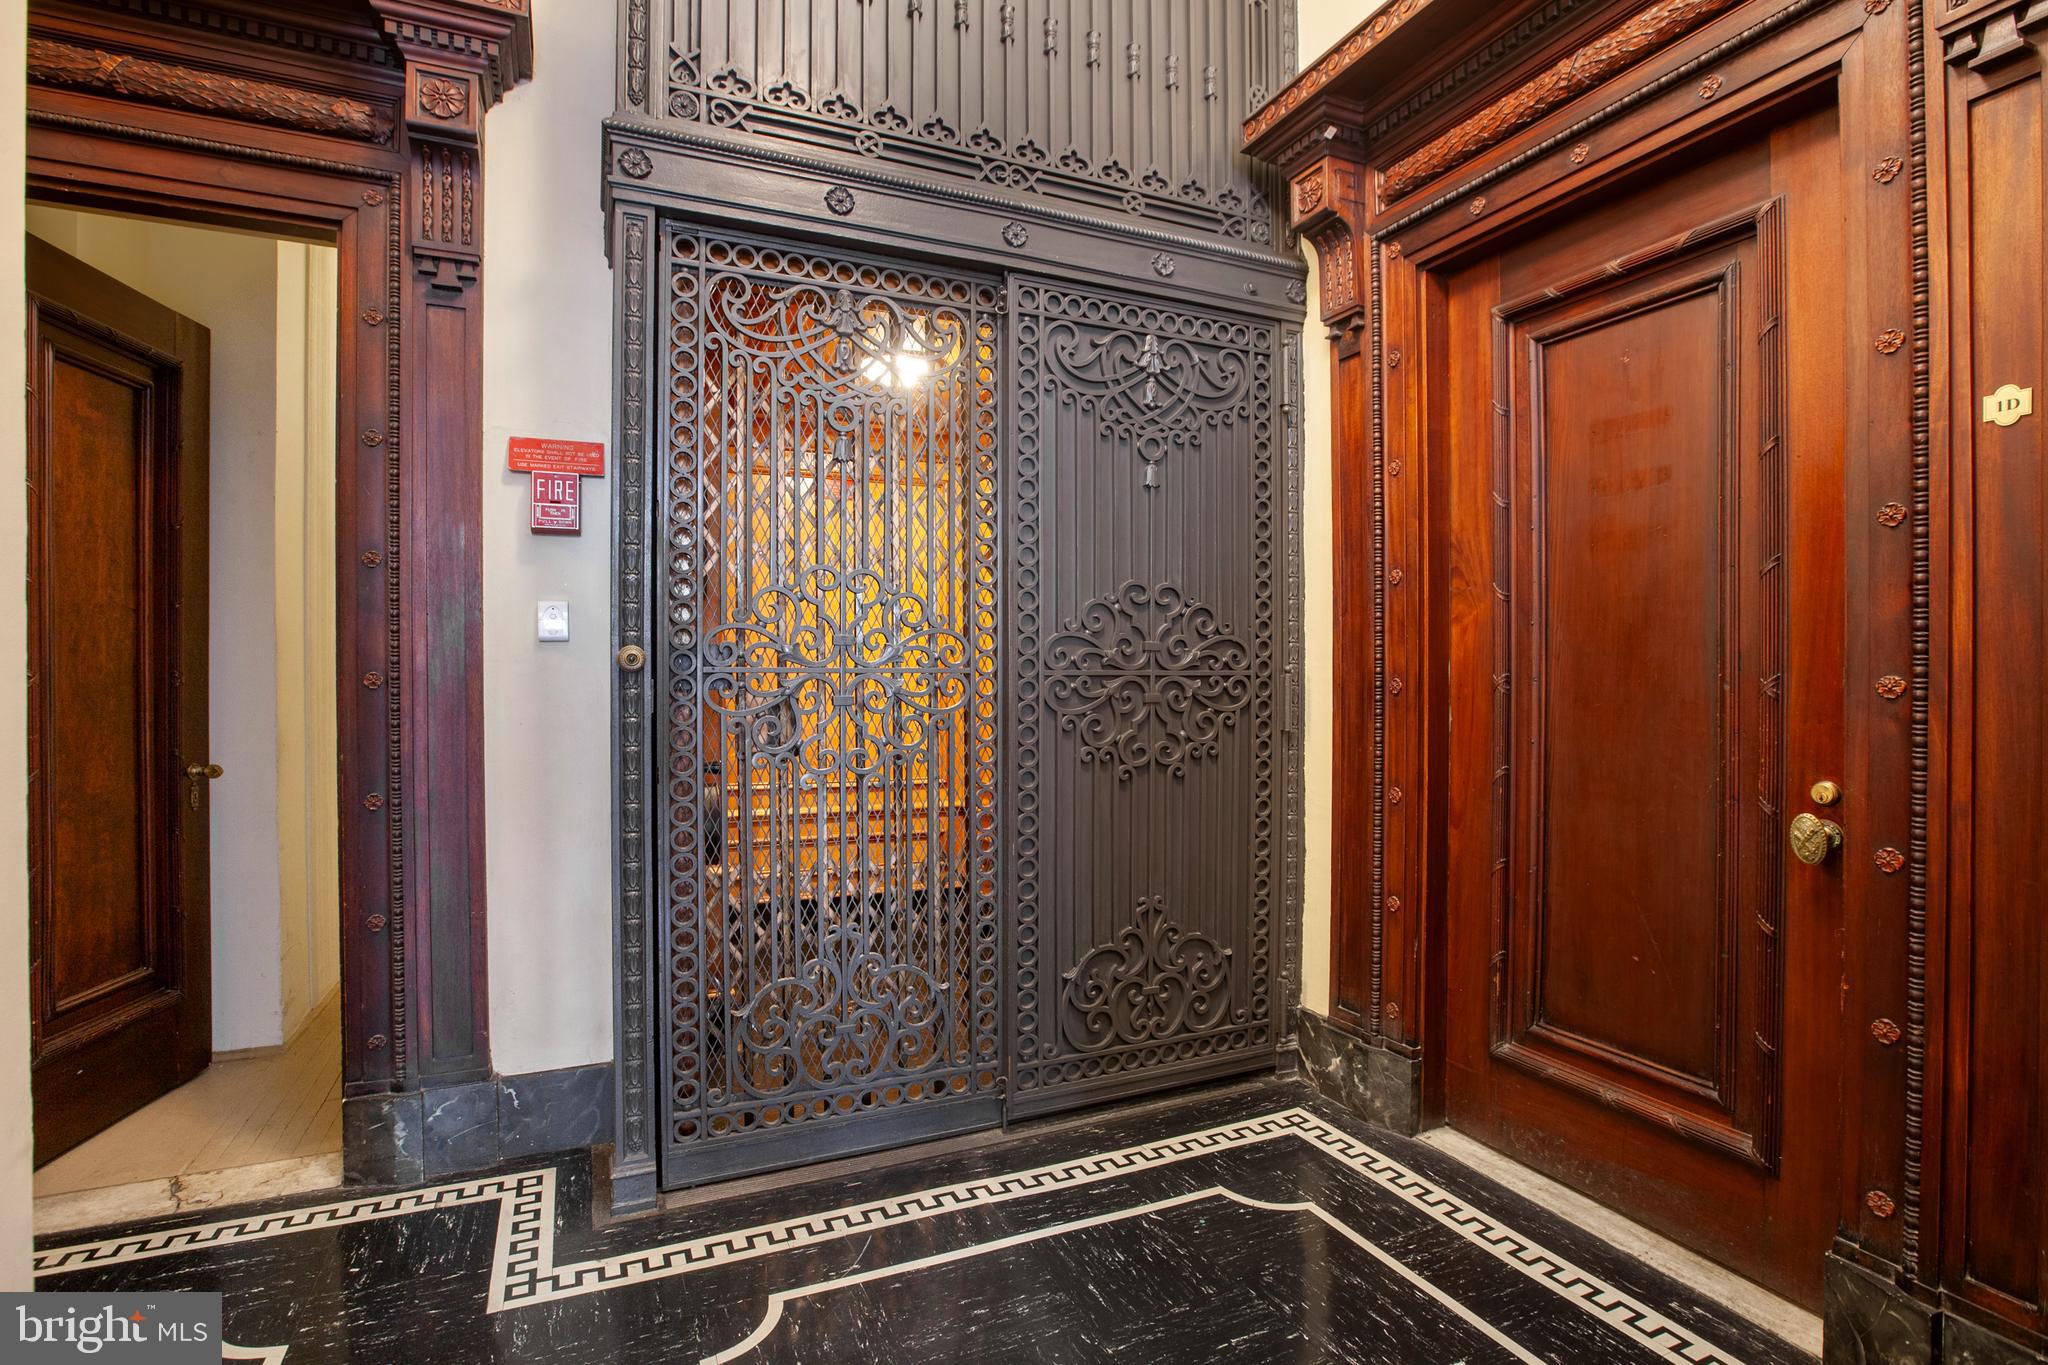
[1982,383,2034,428]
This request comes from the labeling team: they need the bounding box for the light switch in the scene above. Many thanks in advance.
[537,600,570,641]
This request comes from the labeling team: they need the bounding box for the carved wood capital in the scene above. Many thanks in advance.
[368,2,532,293]
[1290,152,1373,328]
[370,0,534,109]
[1943,0,2048,68]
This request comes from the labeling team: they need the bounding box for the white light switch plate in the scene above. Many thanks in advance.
[537,600,570,641]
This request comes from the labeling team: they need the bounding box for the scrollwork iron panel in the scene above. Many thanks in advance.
[661,230,1002,1179]
[1009,278,1277,1114]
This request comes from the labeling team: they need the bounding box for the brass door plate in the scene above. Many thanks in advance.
[1983,383,2034,427]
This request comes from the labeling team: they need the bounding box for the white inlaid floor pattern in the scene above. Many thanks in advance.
[39,1106,1748,1365]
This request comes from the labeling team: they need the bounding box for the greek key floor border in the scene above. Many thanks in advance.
[36,1106,1744,1365]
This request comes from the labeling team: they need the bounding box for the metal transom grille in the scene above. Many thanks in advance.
[662,230,1001,1157]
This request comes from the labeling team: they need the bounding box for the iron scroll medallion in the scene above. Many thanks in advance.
[1059,897,1238,1051]
[1043,581,1251,779]
[1042,323,1250,488]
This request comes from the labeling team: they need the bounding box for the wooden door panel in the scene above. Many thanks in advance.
[1490,223,1783,1167]
[44,346,158,1022]
[28,237,212,1164]
[1947,47,2048,1323]
[1443,106,1844,1304]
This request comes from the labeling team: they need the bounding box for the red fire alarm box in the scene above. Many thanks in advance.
[530,469,581,534]
[511,437,604,536]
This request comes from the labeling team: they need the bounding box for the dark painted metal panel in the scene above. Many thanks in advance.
[1007,276,1280,1114]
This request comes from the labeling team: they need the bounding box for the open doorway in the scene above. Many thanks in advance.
[25,205,344,1225]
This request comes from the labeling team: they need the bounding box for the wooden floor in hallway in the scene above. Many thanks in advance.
[34,990,343,1200]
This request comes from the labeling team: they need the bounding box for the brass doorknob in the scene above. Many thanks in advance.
[1789,812,1843,866]
[185,763,224,780]
[617,644,647,671]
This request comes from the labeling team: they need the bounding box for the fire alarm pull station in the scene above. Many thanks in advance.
[510,437,606,535]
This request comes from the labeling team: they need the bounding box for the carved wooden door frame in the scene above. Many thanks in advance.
[1247,0,1941,1334]
[26,0,533,1183]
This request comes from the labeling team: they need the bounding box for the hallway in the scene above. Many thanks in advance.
[34,1080,1812,1363]
[32,995,343,1239]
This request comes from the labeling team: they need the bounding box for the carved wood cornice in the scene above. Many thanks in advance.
[27,32,393,141]
[1243,0,1441,150]
[1379,0,1746,202]
[45,0,399,69]
[1941,0,2048,66]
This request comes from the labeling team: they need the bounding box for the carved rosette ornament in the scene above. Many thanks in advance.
[419,76,469,119]
[1293,171,1326,218]
[1043,582,1252,779]
[1059,897,1238,1051]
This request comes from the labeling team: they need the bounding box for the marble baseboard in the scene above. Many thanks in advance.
[1822,1253,2047,1365]
[1294,1006,1421,1135]
[1823,1253,1938,1365]
[345,1063,615,1185]
[1946,1313,2047,1365]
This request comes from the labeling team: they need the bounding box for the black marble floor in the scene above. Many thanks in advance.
[34,1078,1815,1364]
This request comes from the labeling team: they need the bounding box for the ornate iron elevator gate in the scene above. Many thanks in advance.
[658,229,1004,1184]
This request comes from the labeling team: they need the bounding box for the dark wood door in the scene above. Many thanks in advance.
[27,235,213,1165]
[1441,107,1847,1305]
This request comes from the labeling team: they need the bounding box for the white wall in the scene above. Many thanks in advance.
[1290,0,1387,1016]
[1,0,39,1292]
[274,242,343,1037]
[24,208,340,1053]
[480,2,619,1075]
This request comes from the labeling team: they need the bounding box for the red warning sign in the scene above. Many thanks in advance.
[508,437,606,477]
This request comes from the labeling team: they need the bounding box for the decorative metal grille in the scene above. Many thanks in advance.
[661,230,1002,1164]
